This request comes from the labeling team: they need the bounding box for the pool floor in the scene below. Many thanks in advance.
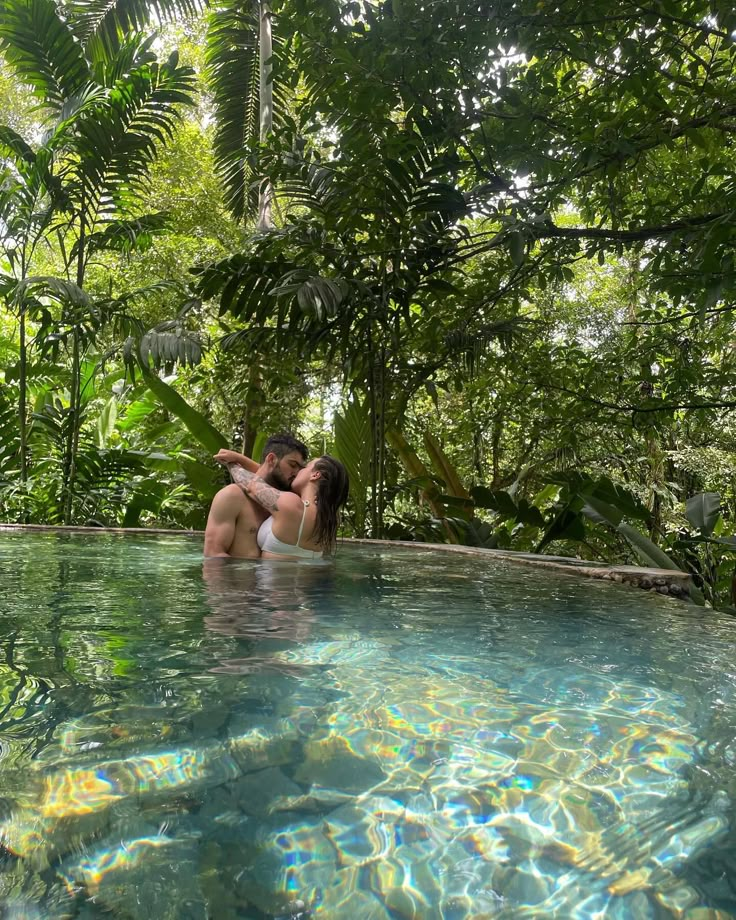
[0,533,734,918]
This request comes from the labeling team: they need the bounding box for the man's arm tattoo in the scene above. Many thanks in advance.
[228,464,255,489]
[227,464,281,513]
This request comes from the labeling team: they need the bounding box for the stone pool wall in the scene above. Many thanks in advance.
[347,539,696,602]
[0,524,697,603]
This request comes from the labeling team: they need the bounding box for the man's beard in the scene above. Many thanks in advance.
[264,466,291,491]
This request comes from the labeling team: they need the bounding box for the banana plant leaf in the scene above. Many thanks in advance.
[581,496,623,527]
[122,480,167,528]
[616,522,681,571]
[423,431,470,503]
[617,523,705,605]
[252,431,268,464]
[95,396,118,448]
[536,506,586,552]
[141,366,227,455]
[180,458,222,499]
[334,399,371,535]
[386,427,451,529]
[470,486,518,516]
[685,492,721,537]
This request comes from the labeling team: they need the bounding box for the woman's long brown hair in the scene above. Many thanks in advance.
[312,455,350,553]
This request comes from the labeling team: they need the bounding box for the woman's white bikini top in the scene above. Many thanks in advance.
[257,500,323,560]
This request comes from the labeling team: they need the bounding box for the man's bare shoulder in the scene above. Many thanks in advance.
[206,484,247,524]
[214,483,248,503]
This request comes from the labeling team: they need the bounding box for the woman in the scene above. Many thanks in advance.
[213,449,349,560]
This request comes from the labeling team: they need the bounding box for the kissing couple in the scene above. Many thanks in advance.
[204,434,349,562]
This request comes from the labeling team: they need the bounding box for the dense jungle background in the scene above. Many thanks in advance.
[1,0,735,606]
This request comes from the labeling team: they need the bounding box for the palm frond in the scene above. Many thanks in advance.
[0,124,36,175]
[334,397,371,535]
[66,0,205,62]
[206,2,261,221]
[271,269,348,322]
[139,329,203,369]
[72,211,171,258]
[0,127,70,233]
[53,82,108,130]
[219,323,280,354]
[0,383,20,476]
[445,317,530,374]
[90,33,157,86]
[194,247,280,319]
[68,53,195,214]
[17,274,92,309]
[0,0,90,112]
[277,158,338,217]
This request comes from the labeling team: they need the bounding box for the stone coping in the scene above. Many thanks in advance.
[0,523,694,601]
[0,523,201,536]
[345,539,693,600]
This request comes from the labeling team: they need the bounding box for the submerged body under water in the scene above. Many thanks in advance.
[0,531,734,919]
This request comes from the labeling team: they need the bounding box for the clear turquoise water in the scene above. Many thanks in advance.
[0,531,734,919]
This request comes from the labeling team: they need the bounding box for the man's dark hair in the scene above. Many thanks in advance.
[261,433,308,463]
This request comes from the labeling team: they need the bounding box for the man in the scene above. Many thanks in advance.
[203,433,308,558]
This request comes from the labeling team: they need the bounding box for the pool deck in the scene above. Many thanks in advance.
[0,523,696,602]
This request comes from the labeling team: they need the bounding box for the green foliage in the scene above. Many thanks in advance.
[388,429,734,604]
[334,398,371,536]
[139,365,228,455]
[0,0,199,522]
[0,381,20,476]
[616,523,682,572]
[685,492,721,538]
[2,0,736,615]
[205,2,262,221]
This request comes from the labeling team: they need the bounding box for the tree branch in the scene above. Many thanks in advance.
[542,212,726,242]
[634,5,730,40]
[537,380,736,414]
[623,304,736,326]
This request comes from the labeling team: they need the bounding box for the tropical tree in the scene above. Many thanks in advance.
[0,0,196,521]
[0,133,57,496]
[3,0,736,588]
[206,0,287,228]
[187,0,736,536]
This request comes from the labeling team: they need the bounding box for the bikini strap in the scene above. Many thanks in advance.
[296,500,310,547]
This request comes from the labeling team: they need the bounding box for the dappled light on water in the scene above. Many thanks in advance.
[0,533,734,918]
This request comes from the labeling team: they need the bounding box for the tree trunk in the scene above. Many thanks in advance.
[62,328,80,525]
[386,429,448,520]
[241,414,258,458]
[646,431,664,542]
[63,209,86,525]
[423,430,472,520]
[466,393,484,481]
[367,332,379,538]
[490,407,503,487]
[386,428,459,543]
[257,0,274,232]
[375,347,387,537]
[18,306,27,486]
[240,366,263,457]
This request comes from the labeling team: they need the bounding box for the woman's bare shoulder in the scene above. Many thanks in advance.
[275,492,305,513]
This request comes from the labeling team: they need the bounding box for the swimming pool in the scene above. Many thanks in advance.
[0,531,734,918]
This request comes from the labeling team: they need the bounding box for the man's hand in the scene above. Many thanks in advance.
[214,449,246,466]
